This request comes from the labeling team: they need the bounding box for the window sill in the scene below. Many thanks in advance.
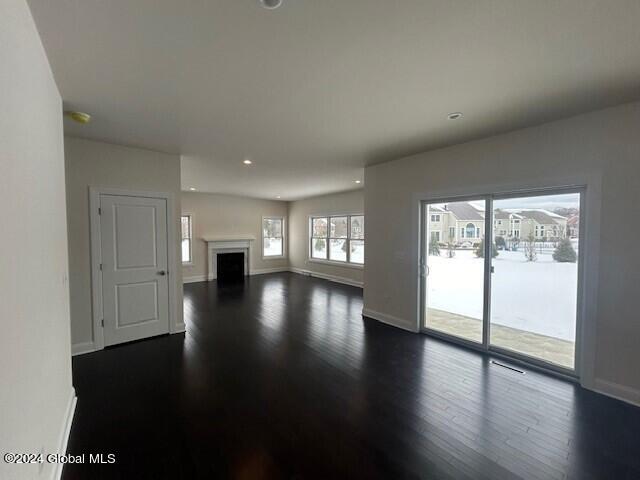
[182,261,193,266]
[308,258,364,270]
[263,255,287,260]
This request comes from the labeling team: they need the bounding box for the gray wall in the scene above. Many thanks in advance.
[0,1,74,478]
[364,101,640,405]
[181,192,289,281]
[65,137,183,351]
[289,189,364,286]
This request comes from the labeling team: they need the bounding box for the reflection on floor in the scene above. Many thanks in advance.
[428,308,575,368]
[64,273,639,479]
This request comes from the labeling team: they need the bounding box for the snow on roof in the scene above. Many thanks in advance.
[494,209,524,220]
[517,209,566,224]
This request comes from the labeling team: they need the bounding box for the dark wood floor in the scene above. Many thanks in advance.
[65,272,640,479]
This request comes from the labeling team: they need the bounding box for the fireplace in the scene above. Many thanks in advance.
[217,252,245,282]
[204,237,254,281]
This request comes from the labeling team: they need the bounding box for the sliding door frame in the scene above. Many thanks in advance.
[419,185,586,381]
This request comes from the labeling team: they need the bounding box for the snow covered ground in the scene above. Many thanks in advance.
[427,249,578,341]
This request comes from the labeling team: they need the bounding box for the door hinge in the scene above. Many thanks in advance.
[101,319,104,328]
[99,263,103,271]
[98,207,101,215]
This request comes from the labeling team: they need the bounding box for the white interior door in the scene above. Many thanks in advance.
[100,194,170,346]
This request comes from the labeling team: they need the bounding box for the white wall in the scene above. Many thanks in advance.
[65,137,183,353]
[364,101,640,404]
[0,1,75,478]
[289,189,364,287]
[182,192,289,281]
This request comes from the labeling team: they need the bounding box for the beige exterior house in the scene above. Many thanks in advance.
[429,203,570,246]
[429,203,485,246]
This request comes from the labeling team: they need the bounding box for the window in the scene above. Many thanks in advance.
[262,217,284,257]
[431,231,440,242]
[448,227,455,240]
[310,214,364,265]
[181,215,192,264]
[431,214,440,222]
[465,223,476,238]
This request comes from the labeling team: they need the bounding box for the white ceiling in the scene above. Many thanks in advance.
[28,0,640,200]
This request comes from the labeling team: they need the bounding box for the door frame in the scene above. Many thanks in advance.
[89,186,181,351]
[418,182,594,383]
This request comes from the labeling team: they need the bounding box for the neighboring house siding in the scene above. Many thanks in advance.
[430,203,571,245]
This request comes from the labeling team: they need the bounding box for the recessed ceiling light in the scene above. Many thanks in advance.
[276,195,281,199]
[65,111,92,124]
[243,159,252,165]
[354,180,362,184]
[189,187,196,191]
[260,0,282,9]
[448,112,463,120]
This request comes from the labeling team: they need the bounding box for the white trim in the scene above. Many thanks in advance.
[72,341,97,356]
[308,213,365,267]
[53,389,77,480]
[183,268,288,285]
[252,267,289,275]
[89,186,182,351]
[180,212,194,265]
[362,308,418,333]
[173,324,186,334]
[206,239,253,280]
[410,173,602,389]
[308,258,364,270]
[203,235,256,242]
[593,378,640,408]
[289,267,363,288]
[261,215,286,260]
[183,275,208,284]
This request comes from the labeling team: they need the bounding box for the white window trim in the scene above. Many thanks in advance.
[308,213,364,267]
[262,216,286,260]
[181,213,194,266]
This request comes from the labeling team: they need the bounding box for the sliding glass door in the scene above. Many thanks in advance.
[421,189,582,374]
[423,199,487,344]
[490,192,581,370]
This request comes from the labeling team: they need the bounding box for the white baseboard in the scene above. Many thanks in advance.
[361,308,418,333]
[289,267,363,288]
[172,323,186,334]
[72,341,96,356]
[251,267,290,276]
[183,274,208,284]
[593,378,640,408]
[191,268,289,283]
[53,388,77,480]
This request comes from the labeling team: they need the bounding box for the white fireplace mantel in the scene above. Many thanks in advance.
[204,236,255,280]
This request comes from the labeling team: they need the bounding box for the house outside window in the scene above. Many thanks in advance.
[263,217,285,258]
[310,214,364,265]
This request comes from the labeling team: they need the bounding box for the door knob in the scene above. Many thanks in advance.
[158,270,166,276]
